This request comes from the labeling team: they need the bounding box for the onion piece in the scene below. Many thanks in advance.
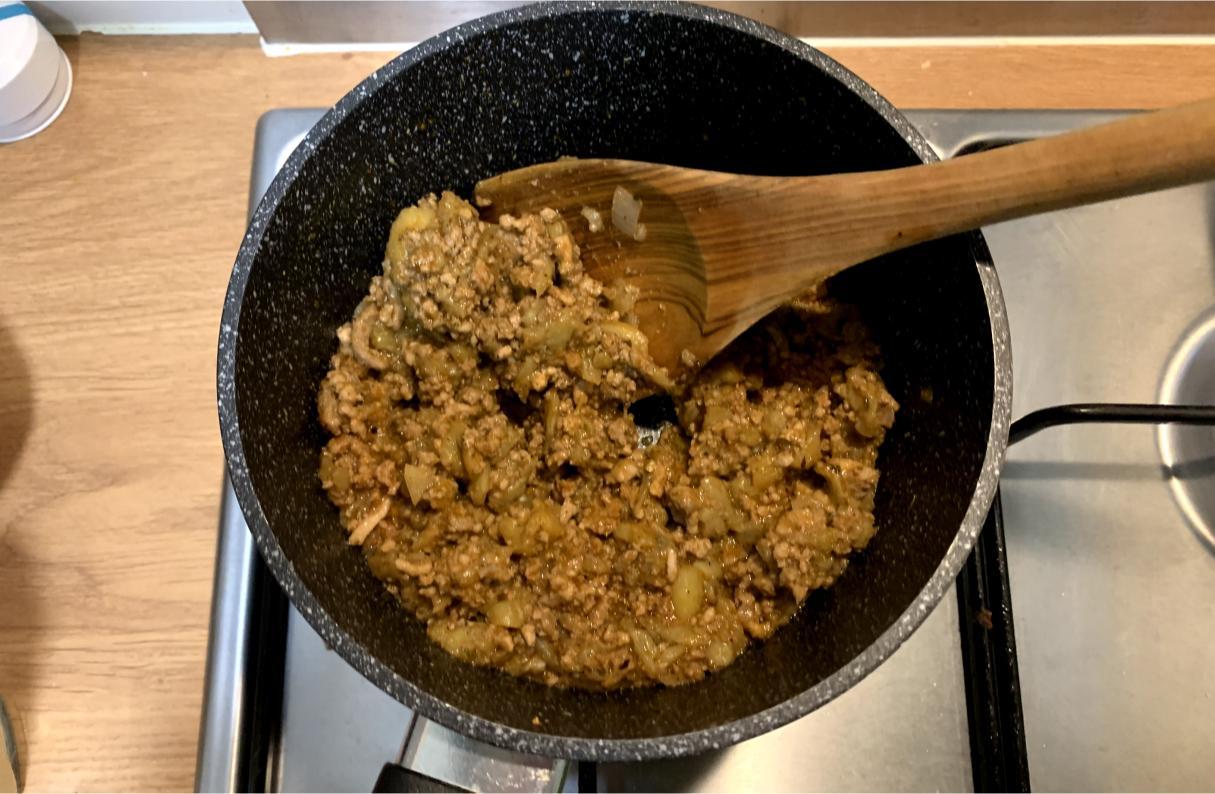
[611,185,647,242]
[348,497,390,545]
[401,464,434,505]
[580,205,604,233]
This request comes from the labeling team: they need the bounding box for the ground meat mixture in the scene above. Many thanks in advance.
[317,191,898,688]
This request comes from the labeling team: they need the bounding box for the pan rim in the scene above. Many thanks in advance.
[217,0,1012,761]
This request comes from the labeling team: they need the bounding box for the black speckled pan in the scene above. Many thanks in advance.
[218,1,1011,761]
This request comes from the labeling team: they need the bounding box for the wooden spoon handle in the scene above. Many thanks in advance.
[832,98,1215,255]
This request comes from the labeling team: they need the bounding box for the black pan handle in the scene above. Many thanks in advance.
[1008,403,1215,445]
[373,762,469,793]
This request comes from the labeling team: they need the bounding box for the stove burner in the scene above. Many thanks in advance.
[1159,306,1215,552]
[200,108,1215,794]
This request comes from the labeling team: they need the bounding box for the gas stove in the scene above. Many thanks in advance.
[196,109,1215,792]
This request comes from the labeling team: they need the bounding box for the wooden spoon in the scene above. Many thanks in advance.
[475,99,1215,382]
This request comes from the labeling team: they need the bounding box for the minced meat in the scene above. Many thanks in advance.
[317,191,897,688]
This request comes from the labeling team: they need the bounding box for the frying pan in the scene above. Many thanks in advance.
[218,1,1011,761]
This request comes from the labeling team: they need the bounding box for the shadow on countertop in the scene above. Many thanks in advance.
[0,313,36,792]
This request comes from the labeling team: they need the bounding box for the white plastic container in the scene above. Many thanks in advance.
[0,2,72,143]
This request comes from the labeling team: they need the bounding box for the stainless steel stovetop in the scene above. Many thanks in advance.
[197,109,1215,793]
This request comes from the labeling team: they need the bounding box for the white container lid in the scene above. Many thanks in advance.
[0,2,72,143]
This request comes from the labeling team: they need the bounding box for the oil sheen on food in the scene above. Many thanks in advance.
[317,192,898,688]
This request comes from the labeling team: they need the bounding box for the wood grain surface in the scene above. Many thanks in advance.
[0,33,1211,792]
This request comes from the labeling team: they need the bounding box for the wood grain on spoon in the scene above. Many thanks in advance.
[475,98,1215,381]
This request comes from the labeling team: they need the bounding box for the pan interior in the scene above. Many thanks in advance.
[230,7,995,745]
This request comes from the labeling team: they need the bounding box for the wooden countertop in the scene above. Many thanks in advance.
[1,33,1212,792]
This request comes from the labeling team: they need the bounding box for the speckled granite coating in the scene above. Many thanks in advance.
[217,1,1011,761]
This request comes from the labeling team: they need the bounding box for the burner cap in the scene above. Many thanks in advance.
[1158,306,1215,552]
